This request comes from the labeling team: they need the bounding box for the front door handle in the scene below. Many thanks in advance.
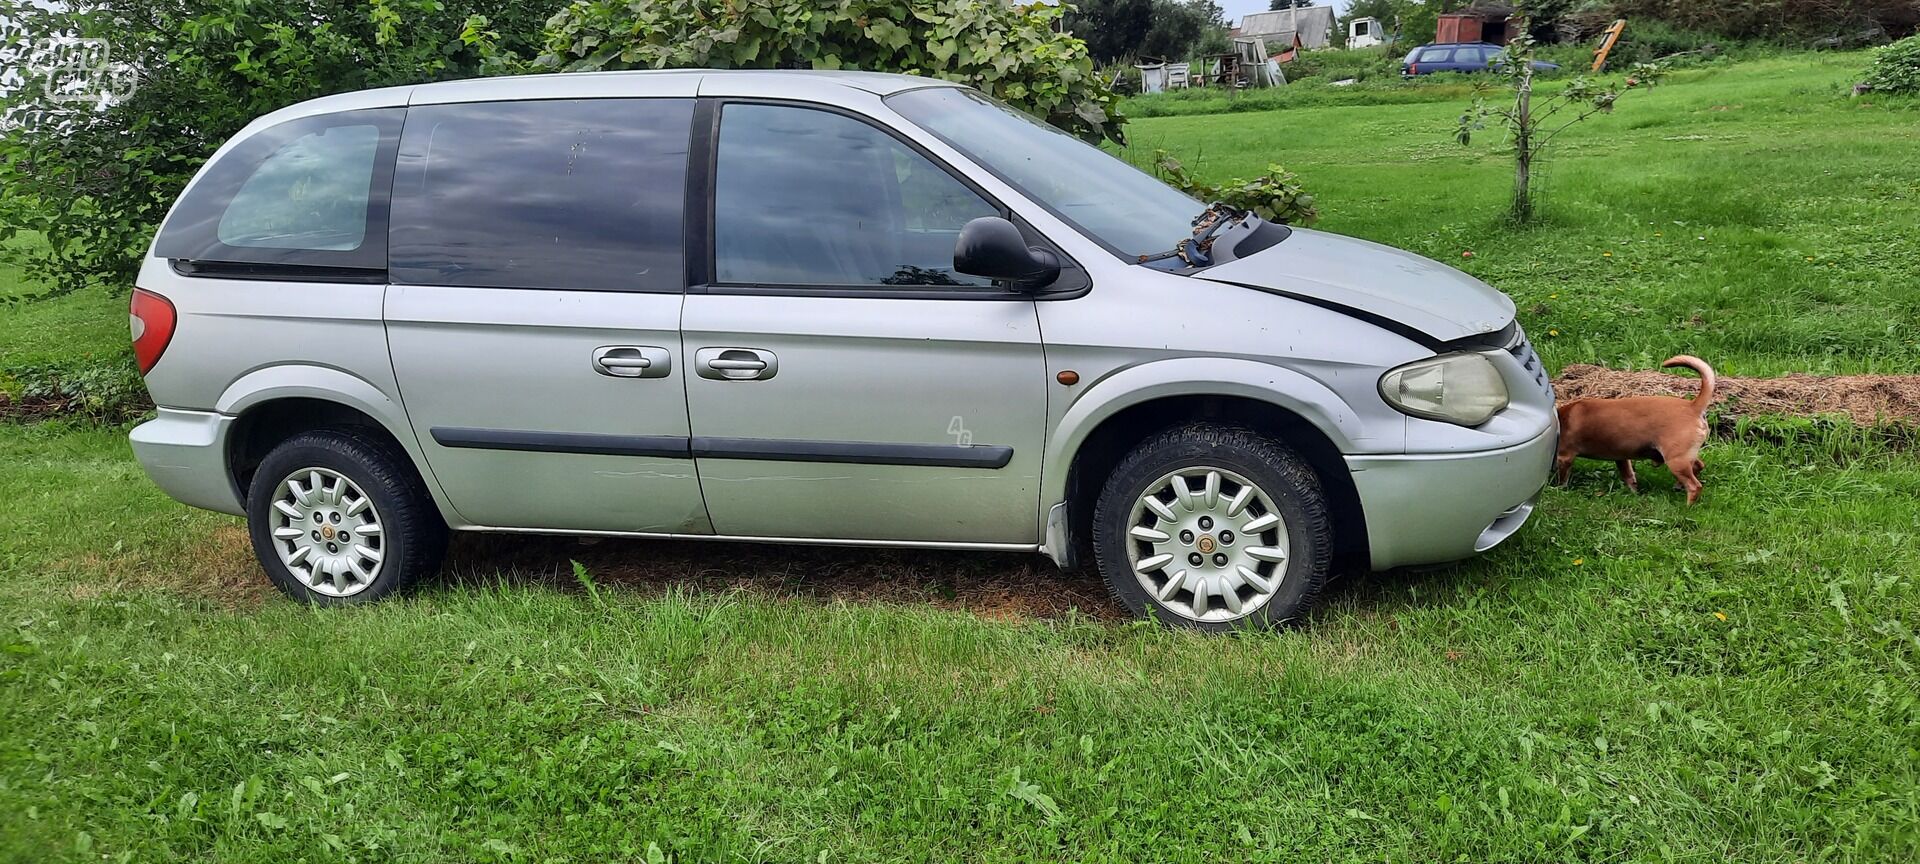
[696,347,778,381]
[592,346,671,379]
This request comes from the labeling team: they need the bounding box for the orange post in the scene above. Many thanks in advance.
[1592,19,1627,72]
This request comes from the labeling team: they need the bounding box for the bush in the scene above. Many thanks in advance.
[1605,19,1724,66]
[1863,34,1920,92]
[0,359,151,423]
[1152,151,1318,226]
[0,0,547,302]
[1607,1,1920,42]
[1285,46,1401,83]
[540,0,1124,144]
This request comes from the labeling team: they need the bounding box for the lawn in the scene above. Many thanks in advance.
[1123,52,1920,378]
[2,51,1918,862]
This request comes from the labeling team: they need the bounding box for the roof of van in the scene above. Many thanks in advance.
[256,69,961,127]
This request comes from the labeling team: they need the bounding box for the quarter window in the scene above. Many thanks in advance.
[154,109,402,271]
[217,125,382,251]
[713,103,999,288]
[1419,47,1456,63]
[389,99,694,292]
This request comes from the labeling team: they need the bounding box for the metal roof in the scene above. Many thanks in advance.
[1238,6,1337,38]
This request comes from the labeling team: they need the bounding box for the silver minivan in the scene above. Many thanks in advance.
[129,70,1556,630]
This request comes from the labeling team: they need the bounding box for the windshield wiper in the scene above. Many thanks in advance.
[1136,203,1250,268]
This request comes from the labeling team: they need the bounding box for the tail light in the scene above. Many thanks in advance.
[1408,63,1419,75]
[130,288,177,375]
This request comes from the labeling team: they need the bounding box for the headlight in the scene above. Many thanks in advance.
[1379,352,1509,426]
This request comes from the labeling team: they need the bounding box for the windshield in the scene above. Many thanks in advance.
[887,87,1203,259]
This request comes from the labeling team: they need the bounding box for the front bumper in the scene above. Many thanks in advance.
[1345,424,1556,571]
[129,408,245,516]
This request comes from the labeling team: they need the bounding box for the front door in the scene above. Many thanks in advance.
[681,102,1048,544]
[384,97,710,534]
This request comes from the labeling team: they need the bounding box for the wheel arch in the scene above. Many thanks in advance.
[1045,361,1375,573]
[216,367,453,522]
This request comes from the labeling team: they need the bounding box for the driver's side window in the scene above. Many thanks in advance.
[713,103,999,288]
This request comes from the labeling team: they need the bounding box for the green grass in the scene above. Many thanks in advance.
[1119,52,1920,377]
[3,51,1920,862]
[1122,75,1490,116]
[3,424,1917,861]
[0,234,133,371]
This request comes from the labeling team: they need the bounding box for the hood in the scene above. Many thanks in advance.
[1192,227,1515,343]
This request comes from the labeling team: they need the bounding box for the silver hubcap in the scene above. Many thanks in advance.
[1126,466,1288,623]
[268,467,384,598]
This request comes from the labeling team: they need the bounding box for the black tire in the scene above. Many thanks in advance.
[246,428,446,605]
[1091,423,1334,632]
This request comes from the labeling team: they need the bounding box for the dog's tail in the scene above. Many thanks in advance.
[1662,355,1716,415]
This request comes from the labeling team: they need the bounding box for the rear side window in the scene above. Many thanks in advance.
[1418,47,1455,63]
[155,109,403,271]
[388,98,694,292]
[219,125,382,250]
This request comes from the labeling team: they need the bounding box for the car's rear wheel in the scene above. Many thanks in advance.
[1092,423,1333,631]
[246,429,445,604]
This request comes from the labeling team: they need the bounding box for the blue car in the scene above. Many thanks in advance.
[1401,43,1561,76]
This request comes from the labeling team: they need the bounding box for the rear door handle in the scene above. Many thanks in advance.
[696,347,778,381]
[592,346,671,379]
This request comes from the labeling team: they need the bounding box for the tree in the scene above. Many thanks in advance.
[0,0,542,302]
[1138,0,1206,59]
[542,0,1123,145]
[1347,0,1397,18]
[1073,0,1223,63]
[1390,0,1472,47]
[1065,0,1156,64]
[1269,0,1315,9]
[1456,27,1662,223]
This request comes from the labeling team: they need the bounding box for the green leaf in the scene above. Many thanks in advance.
[1003,768,1062,824]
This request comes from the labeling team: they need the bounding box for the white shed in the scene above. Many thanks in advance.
[1347,16,1385,49]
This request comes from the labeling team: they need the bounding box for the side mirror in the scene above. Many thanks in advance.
[955,216,1060,291]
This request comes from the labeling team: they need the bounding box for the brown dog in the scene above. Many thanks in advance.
[1554,355,1716,504]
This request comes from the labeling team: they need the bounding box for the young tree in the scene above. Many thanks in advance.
[1456,28,1661,223]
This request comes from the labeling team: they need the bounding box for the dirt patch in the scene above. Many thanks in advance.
[65,527,1119,620]
[1554,365,1920,426]
[443,534,1123,622]
[0,389,152,423]
[0,391,71,423]
[64,522,272,607]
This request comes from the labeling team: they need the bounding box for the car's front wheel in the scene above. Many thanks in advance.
[246,429,446,604]
[1091,423,1334,631]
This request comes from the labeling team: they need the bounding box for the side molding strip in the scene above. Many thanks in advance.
[692,437,1013,469]
[428,428,1013,469]
[431,428,692,458]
